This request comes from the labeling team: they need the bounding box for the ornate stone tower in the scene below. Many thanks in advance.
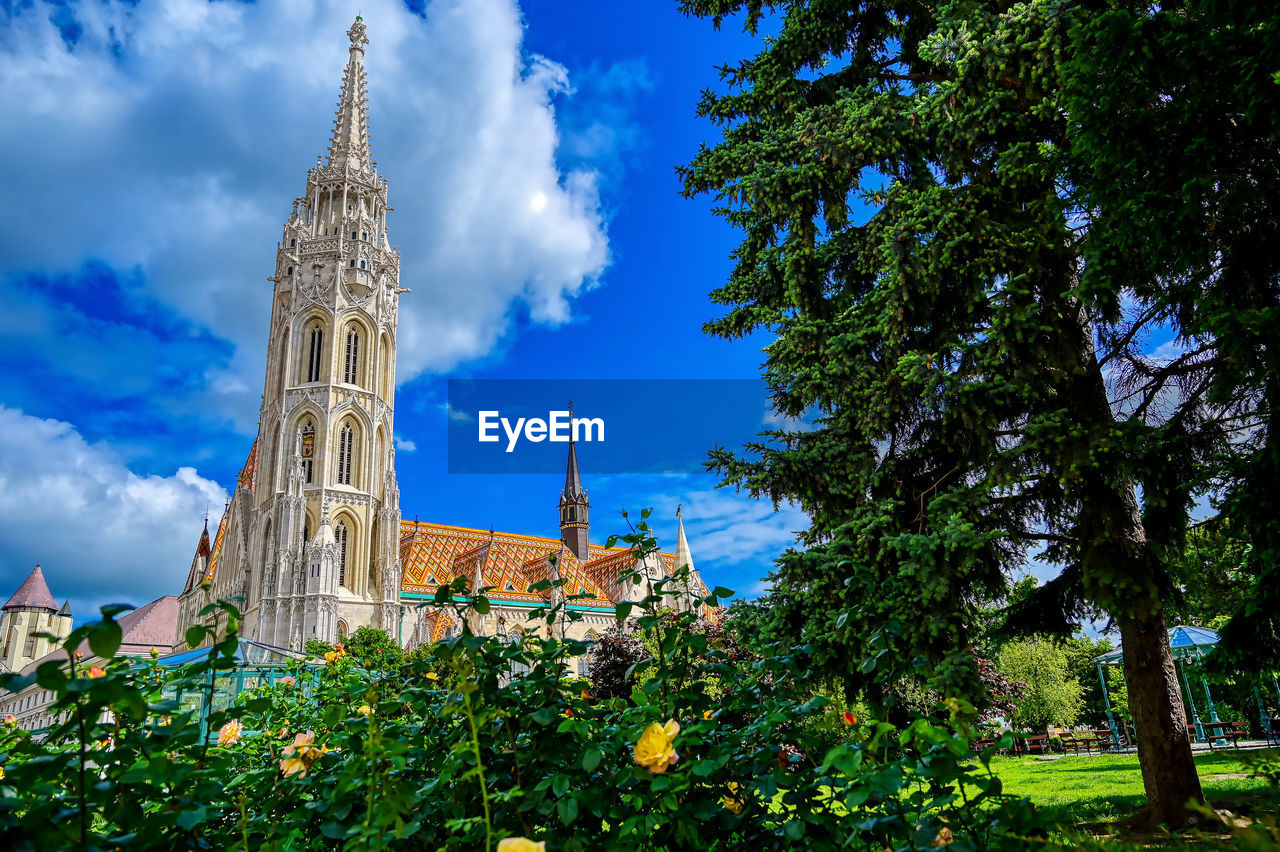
[558,437,590,561]
[243,16,406,648]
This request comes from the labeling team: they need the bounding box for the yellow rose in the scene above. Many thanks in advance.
[425,671,439,681]
[497,838,546,852]
[702,710,715,721]
[722,781,745,814]
[931,827,954,847]
[633,719,680,773]
[217,720,243,746]
[357,704,373,717]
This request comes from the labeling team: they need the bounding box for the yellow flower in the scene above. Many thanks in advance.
[425,671,439,681]
[633,719,680,773]
[702,710,715,721]
[88,665,106,679]
[931,827,954,847]
[722,781,745,814]
[0,766,5,780]
[3,714,15,726]
[280,754,310,777]
[280,730,330,777]
[218,720,243,746]
[497,838,546,852]
[357,704,373,717]
[158,716,172,726]
[149,646,160,658]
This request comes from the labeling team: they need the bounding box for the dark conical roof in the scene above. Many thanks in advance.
[196,517,212,558]
[3,564,58,612]
[58,599,72,617]
[563,439,585,499]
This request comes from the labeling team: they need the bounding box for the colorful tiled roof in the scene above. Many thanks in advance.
[3,565,58,612]
[238,438,259,492]
[399,521,676,609]
[204,509,230,586]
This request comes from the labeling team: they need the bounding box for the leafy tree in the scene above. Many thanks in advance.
[997,638,1084,731]
[342,625,405,671]
[676,0,1279,826]
[585,626,643,701]
[1165,526,1251,629]
[1061,635,1114,729]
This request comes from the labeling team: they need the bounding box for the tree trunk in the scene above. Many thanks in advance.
[1059,294,1210,828]
[1117,608,1206,828]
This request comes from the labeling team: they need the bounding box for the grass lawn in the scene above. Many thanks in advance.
[991,748,1277,827]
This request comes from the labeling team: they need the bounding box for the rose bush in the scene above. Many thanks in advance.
[0,522,1046,851]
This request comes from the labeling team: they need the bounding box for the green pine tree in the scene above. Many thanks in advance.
[679,0,1278,827]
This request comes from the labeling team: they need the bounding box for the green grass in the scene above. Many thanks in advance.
[990,749,1277,827]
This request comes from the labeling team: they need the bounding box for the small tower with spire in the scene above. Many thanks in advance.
[1,565,72,672]
[559,404,591,561]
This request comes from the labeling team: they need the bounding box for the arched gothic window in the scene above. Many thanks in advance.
[336,521,349,587]
[299,419,316,484]
[337,423,354,485]
[306,323,324,383]
[344,325,360,385]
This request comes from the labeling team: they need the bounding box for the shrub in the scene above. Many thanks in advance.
[0,523,1046,850]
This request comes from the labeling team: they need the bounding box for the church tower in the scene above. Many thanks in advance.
[559,435,590,561]
[224,16,405,648]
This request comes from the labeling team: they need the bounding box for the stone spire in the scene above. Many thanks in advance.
[326,16,373,173]
[3,564,58,612]
[559,409,590,561]
[675,505,695,576]
[673,506,698,614]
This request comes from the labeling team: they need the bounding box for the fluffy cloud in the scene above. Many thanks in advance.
[604,478,811,600]
[0,406,227,621]
[0,0,623,428]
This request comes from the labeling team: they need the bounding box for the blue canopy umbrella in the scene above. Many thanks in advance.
[1095,626,1274,747]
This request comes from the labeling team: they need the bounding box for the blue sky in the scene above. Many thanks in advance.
[0,0,812,618]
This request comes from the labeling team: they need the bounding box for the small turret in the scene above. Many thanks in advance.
[558,429,590,561]
[1,565,66,672]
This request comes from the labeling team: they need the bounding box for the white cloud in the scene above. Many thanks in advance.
[394,435,417,452]
[0,0,619,428]
[0,405,227,621]
[601,479,810,600]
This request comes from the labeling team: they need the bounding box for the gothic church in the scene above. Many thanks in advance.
[176,18,710,652]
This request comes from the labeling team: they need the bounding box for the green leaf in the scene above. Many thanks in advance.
[582,748,602,772]
[88,621,123,659]
[711,586,734,599]
[185,625,205,649]
[836,612,849,628]
[783,820,805,840]
[557,796,579,826]
[177,805,208,831]
[474,596,491,615]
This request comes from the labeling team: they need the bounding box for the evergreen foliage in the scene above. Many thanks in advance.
[677,0,1280,827]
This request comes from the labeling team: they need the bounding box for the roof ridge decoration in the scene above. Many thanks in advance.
[3,564,58,612]
[326,16,374,173]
